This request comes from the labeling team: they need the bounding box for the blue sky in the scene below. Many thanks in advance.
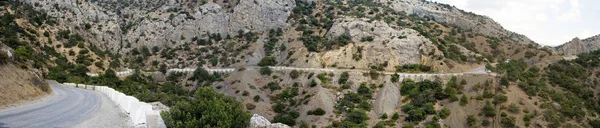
[430,0,600,46]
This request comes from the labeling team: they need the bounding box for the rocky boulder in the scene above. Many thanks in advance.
[249,114,290,128]
[152,72,167,83]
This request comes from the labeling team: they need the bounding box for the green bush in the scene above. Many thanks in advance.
[307,108,326,116]
[483,101,496,117]
[161,87,251,128]
[289,70,300,79]
[508,103,519,113]
[467,115,476,126]
[258,56,277,66]
[260,66,272,75]
[338,71,349,84]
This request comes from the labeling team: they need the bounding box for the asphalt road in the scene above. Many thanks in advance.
[0,84,101,128]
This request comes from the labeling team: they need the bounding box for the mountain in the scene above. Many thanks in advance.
[3,0,600,128]
[555,34,600,56]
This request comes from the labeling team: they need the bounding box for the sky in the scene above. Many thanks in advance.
[430,0,600,46]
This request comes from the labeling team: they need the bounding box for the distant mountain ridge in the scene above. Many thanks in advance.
[555,34,600,55]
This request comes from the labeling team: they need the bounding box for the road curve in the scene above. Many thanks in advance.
[0,84,101,128]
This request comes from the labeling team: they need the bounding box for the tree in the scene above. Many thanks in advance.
[161,87,251,128]
[460,95,468,106]
[258,56,277,66]
[391,73,399,83]
[483,101,496,117]
[289,70,300,79]
[508,103,519,113]
[392,112,400,120]
[438,108,451,119]
[338,71,349,84]
[260,66,272,75]
[344,109,370,124]
[307,108,326,116]
[467,115,476,126]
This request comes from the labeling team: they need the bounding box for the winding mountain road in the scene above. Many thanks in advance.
[0,84,105,128]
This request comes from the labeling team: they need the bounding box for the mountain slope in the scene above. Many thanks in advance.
[555,34,600,55]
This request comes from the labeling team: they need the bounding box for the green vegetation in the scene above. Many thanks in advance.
[307,108,326,116]
[260,66,272,75]
[395,64,431,73]
[258,56,277,66]
[161,87,251,128]
[400,79,450,122]
[338,72,349,84]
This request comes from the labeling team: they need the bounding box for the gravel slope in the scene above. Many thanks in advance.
[0,84,129,128]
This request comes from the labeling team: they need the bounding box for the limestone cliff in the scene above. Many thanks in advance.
[22,0,295,54]
[554,34,600,55]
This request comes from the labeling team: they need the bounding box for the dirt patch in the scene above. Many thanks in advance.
[0,64,51,109]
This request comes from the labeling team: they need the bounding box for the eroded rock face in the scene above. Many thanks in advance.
[554,34,600,55]
[249,114,291,128]
[22,0,295,54]
[380,0,535,45]
[317,17,439,70]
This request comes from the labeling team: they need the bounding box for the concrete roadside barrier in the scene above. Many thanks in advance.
[60,82,164,127]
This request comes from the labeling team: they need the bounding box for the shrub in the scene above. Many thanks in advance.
[307,108,326,116]
[258,56,277,66]
[260,67,272,75]
[438,108,451,119]
[467,115,476,126]
[460,95,468,106]
[309,79,317,87]
[253,95,261,102]
[500,116,515,128]
[369,69,379,79]
[161,87,251,128]
[289,70,300,79]
[360,36,374,42]
[508,103,519,113]
[317,73,329,83]
[483,101,496,117]
[391,112,400,120]
[338,71,349,84]
[391,73,399,82]
[482,120,490,126]
[380,113,388,119]
[589,120,600,128]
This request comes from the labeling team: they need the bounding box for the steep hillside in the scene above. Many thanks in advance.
[5,0,600,128]
[0,43,50,108]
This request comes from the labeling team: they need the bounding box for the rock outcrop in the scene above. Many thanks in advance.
[249,114,290,128]
[380,0,536,45]
[22,0,295,54]
[554,34,600,55]
[313,17,439,70]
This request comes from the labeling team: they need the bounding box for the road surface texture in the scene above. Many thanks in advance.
[0,84,131,128]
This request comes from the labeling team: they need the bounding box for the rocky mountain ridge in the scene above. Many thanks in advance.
[555,34,600,56]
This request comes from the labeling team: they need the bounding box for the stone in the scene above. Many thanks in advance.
[152,72,167,83]
[249,114,290,128]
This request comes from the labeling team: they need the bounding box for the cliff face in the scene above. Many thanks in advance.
[380,0,536,45]
[554,35,600,55]
[22,0,295,54]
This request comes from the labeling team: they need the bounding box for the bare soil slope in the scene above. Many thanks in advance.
[0,64,51,108]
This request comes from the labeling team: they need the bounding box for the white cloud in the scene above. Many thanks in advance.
[556,0,582,21]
